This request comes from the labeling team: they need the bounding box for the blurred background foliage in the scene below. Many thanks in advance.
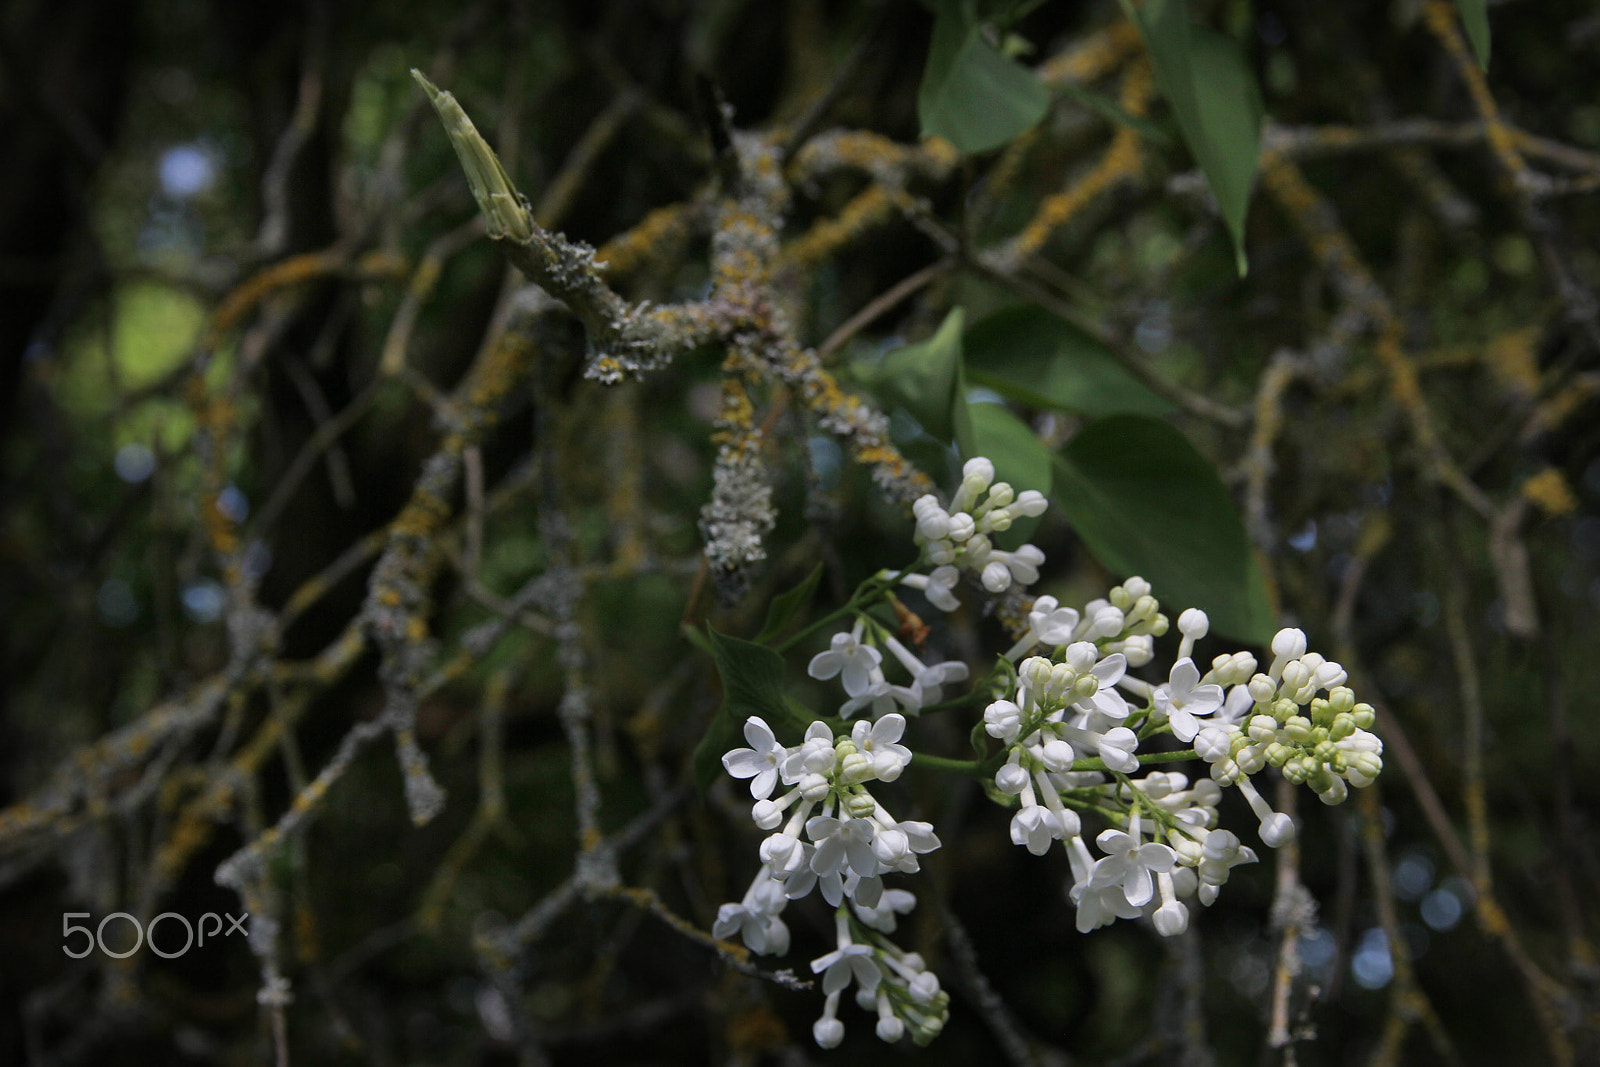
[2,0,1599,1064]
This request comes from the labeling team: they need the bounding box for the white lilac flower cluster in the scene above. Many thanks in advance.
[717,714,949,1046]
[898,457,1047,611]
[714,457,1383,1049]
[978,582,1383,938]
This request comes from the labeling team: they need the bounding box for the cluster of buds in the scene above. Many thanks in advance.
[900,458,1047,609]
[1193,628,1383,807]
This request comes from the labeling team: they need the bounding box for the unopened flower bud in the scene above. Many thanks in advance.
[839,752,875,784]
[1040,738,1075,771]
[1153,900,1189,936]
[1054,644,1087,674]
[1019,656,1054,691]
[1271,628,1308,661]
[1014,489,1048,516]
[1178,608,1210,638]
[1248,674,1277,704]
[995,762,1030,794]
[1258,813,1296,847]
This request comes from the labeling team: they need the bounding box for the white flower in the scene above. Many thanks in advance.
[1153,658,1225,742]
[1029,596,1080,645]
[1070,881,1142,932]
[812,942,883,995]
[992,545,1044,586]
[807,813,879,879]
[881,635,968,706]
[839,674,919,720]
[899,566,962,612]
[1090,819,1178,908]
[851,713,913,781]
[878,815,941,864]
[714,901,790,954]
[1107,633,1154,667]
[713,866,791,954]
[1010,804,1061,856]
[721,717,788,799]
[852,888,917,933]
[1065,646,1130,722]
[809,622,882,696]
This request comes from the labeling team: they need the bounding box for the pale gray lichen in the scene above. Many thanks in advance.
[699,433,777,606]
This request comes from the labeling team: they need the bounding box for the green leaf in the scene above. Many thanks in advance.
[964,305,1174,417]
[854,307,967,444]
[1457,0,1490,71]
[965,403,1050,495]
[754,562,825,646]
[919,4,1049,154]
[963,402,1051,547]
[1121,1,1263,275]
[692,628,801,794]
[1052,414,1275,644]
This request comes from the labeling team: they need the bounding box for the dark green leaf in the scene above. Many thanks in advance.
[919,6,1049,154]
[692,628,800,794]
[754,562,825,645]
[1121,1,1263,275]
[964,304,1173,417]
[1458,0,1490,71]
[854,307,967,443]
[1053,414,1275,644]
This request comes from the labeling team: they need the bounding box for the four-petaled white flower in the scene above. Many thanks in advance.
[853,888,917,932]
[1029,595,1080,644]
[807,814,879,879]
[852,713,913,781]
[1011,804,1062,856]
[809,624,883,696]
[1153,657,1225,742]
[1090,823,1178,907]
[812,942,883,995]
[721,717,788,798]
